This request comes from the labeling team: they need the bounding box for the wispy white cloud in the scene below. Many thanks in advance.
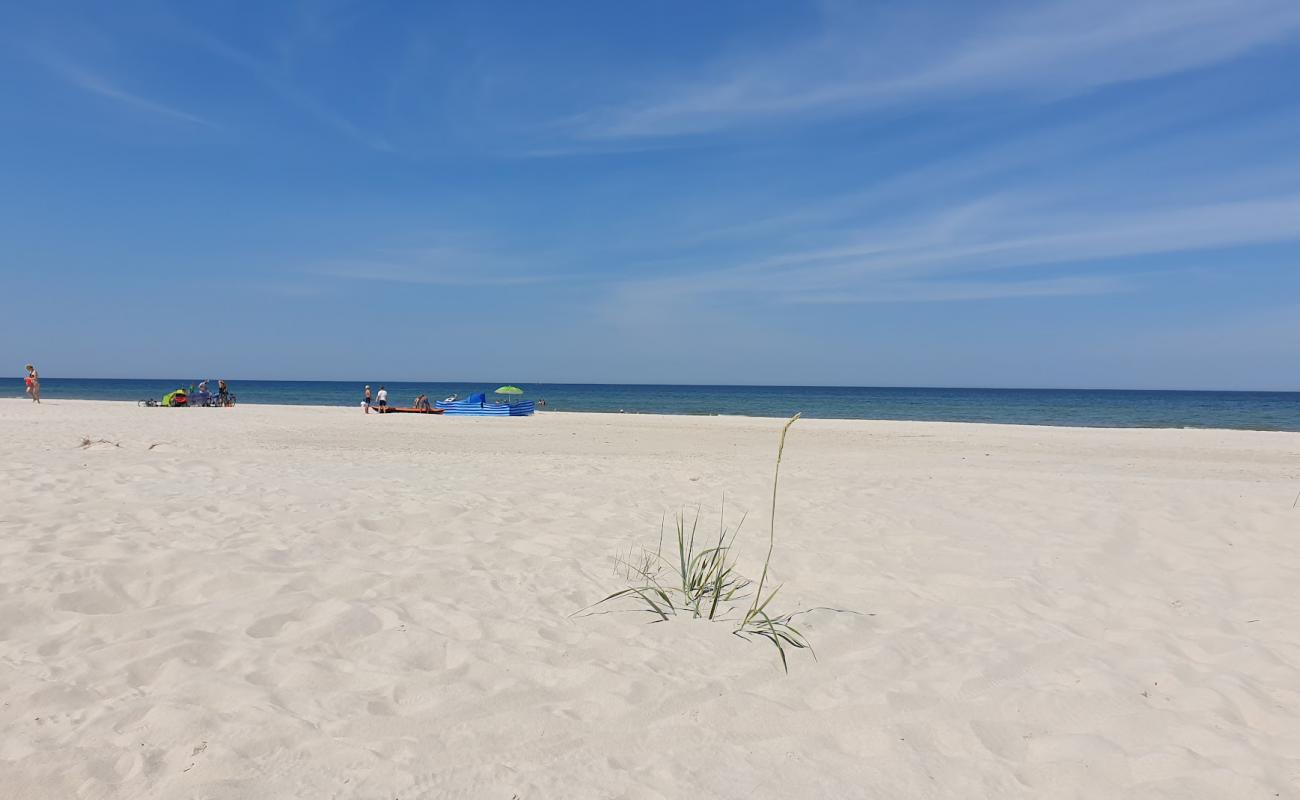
[32,49,212,126]
[779,195,1300,285]
[699,102,1300,245]
[579,0,1300,138]
[186,30,394,152]
[612,194,1300,304]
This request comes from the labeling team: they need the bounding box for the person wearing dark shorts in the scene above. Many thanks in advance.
[376,386,388,411]
[363,385,372,413]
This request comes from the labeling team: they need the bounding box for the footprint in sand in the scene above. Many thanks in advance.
[55,587,130,615]
[245,613,297,638]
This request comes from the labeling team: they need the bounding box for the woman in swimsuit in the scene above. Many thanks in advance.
[24,365,40,403]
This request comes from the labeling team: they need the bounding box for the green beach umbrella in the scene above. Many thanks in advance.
[494,385,524,395]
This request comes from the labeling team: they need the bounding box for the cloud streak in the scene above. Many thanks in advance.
[33,49,212,126]
[614,194,1300,304]
[186,30,394,152]
[579,0,1300,138]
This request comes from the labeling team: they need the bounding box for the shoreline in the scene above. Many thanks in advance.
[7,377,1300,392]
[6,396,1300,436]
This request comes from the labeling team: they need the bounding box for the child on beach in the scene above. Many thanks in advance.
[24,365,40,403]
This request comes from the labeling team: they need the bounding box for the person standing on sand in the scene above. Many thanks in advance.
[363,385,372,413]
[24,364,40,403]
[376,385,388,412]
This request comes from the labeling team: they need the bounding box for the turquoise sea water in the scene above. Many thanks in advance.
[5,378,1300,431]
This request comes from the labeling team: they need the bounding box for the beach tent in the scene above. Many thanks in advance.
[162,388,188,407]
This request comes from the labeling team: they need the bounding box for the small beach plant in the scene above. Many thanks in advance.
[601,504,750,622]
[583,413,811,672]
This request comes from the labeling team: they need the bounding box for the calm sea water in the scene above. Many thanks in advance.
[5,377,1300,431]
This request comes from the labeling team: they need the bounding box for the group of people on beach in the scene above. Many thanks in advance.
[362,385,453,413]
[192,380,233,407]
[16,366,239,408]
[23,364,40,403]
[17,371,545,411]
[362,385,388,413]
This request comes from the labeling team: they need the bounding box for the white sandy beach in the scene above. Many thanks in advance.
[2,398,1298,799]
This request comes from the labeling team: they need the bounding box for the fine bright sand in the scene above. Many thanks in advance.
[2,399,1299,799]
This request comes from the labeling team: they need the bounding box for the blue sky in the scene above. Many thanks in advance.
[3,0,1300,389]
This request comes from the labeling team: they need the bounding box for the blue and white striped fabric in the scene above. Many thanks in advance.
[435,397,535,416]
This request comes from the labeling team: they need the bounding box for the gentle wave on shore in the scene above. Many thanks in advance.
[4,378,1299,430]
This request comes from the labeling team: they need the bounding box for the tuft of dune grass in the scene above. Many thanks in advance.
[583,413,813,672]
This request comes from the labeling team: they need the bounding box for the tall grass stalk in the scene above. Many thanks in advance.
[742,412,800,629]
[584,413,812,672]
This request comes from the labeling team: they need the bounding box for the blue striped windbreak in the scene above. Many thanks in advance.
[434,398,535,416]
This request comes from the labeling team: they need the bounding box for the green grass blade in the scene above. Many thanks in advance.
[743,413,800,628]
[628,587,670,621]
